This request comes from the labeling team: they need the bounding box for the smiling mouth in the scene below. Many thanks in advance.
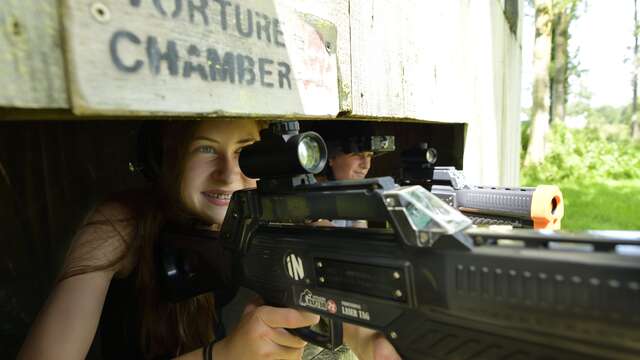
[202,191,232,206]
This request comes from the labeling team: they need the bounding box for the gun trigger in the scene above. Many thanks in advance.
[288,317,344,351]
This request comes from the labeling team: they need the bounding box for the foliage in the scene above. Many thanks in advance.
[585,105,632,125]
[521,122,640,184]
[521,122,640,230]
[557,180,640,231]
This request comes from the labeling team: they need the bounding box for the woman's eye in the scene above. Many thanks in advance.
[196,145,217,155]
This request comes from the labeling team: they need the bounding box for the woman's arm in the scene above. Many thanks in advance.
[17,202,136,360]
[18,270,115,360]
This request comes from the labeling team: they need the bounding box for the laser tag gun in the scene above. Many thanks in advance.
[399,142,564,230]
[158,121,640,360]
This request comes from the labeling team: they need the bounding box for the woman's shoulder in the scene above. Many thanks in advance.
[62,189,153,279]
[85,189,148,240]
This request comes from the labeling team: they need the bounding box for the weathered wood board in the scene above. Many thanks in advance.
[61,0,342,116]
[349,0,522,185]
[0,0,524,185]
[349,0,471,123]
[0,0,69,108]
[292,0,352,113]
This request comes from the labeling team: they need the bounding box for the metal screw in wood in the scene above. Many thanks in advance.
[90,3,111,23]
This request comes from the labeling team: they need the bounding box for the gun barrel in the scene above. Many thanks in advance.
[434,185,564,230]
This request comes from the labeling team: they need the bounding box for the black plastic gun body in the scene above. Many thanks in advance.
[217,177,640,360]
[159,123,640,360]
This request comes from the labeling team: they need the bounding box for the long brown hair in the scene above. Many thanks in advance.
[137,120,217,358]
[60,120,220,358]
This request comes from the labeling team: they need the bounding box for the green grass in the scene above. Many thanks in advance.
[545,180,640,231]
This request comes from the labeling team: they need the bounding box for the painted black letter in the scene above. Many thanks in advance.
[212,0,231,31]
[273,18,285,48]
[234,4,253,38]
[146,36,179,76]
[188,0,209,25]
[277,61,291,89]
[110,30,144,73]
[236,54,256,85]
[207,48,236,83]
[255,12,271,43]
[258,58,274,88]
[183,45,208,80]
[153,0,182,18]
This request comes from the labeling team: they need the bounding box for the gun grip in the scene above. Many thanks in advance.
[288,317,344,351]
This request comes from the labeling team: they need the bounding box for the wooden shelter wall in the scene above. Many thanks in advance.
[0,120,144,357]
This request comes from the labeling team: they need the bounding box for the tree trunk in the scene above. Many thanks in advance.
[525,0,553,165]
[549,2,575,124]
[633,0,640,140]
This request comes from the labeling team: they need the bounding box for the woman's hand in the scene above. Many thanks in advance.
[213,298,320,359]
[343,323,402,360]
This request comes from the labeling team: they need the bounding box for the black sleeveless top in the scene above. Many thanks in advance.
[98,270,145,359]
[98,269,226,360]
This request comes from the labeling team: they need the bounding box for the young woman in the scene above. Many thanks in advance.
[18,119,400,360]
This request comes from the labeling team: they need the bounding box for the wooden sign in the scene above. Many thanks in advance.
[61,0,339,116]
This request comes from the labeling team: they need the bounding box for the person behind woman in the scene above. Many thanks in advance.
[311,121,394,229]
[17,119,400,360]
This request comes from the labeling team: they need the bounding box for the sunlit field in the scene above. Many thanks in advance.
[557,179,640,231]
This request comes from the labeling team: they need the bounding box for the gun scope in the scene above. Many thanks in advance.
[239,122,328,179]
[401,142,438,165]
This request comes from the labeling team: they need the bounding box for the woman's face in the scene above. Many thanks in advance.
[180,119,260,225]
[329,151,373,180]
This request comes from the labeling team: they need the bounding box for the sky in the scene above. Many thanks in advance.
[521,1,636,110]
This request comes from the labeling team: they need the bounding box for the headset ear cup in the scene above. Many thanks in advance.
[137,122,163,182]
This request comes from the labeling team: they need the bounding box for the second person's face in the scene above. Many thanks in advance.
[329,152,373,180]
[180,119,260,226]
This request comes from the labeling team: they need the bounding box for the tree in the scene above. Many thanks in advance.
[632,0,640,139]
[525,0,553,166]
[525,0,582,165]
[549,0,579,124]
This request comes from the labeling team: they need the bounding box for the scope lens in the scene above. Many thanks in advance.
[298,136,323,172]
[426,148,438,164]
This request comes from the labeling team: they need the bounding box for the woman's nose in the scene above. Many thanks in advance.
[213,154,241,183]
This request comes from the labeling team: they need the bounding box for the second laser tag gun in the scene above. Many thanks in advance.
[158,122,640,360]
[399,143,564,229]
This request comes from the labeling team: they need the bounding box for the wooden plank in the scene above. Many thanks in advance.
[349,0,471,123]
[460,0,522,186]
[499,0,523,186]
[0,0,69,108]
[61,0,341,116]
[349,0,522,185]
[292,0,351,113]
